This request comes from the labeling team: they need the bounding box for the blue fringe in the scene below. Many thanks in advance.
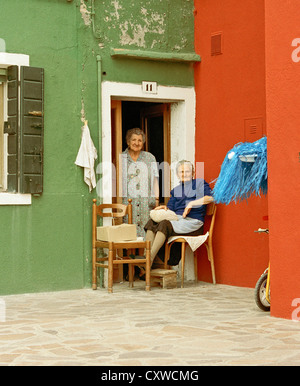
[212,136,268,204]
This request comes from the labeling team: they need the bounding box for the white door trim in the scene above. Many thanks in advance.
[100,81,196,204]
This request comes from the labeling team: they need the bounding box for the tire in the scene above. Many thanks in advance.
[254,272,270,311]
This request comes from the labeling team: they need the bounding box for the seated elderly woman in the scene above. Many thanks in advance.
[144,160,214,268]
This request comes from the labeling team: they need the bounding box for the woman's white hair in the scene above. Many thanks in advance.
[176,160,195,174]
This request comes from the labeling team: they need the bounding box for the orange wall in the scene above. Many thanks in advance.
[194,0,269,287]
[265,0,300,320]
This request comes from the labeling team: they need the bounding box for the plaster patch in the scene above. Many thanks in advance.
[150,12,164,25]
[111,0,122,20]
[151,40,157,49]
[119,10,165,48]
[141,7,147,16]
[142,10,165,34]
[120,22,146,47]
[81,98,86,123]
[80,0,91,26]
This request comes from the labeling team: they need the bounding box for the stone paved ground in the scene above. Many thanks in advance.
[1,281,300,366]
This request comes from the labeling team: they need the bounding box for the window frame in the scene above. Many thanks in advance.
[0,81,4,191]
[0,52,31,205]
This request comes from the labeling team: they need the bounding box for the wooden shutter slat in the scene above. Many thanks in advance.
[20,66,44,194]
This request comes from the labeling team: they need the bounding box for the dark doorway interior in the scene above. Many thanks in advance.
[122,101,166,203]
[121,102,157,148]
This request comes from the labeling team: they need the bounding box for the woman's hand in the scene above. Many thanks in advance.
[182,202,193,218]
[182,196,214,218]
[154,205,168,211]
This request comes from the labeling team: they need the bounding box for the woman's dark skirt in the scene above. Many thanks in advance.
[144,218,204,266]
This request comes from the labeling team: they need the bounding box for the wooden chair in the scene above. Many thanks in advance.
[92,198,151,293]
[164,202,217,288]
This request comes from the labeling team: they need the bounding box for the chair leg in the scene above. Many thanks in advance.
[164,242,169,269]
[145,241,151,291]
[194,253,198,283]
[108,248,114,293]
[92,247,97,290]
[181,242,186,288]
[128,263,134,287]
[206,244,216,285]
[127,249,134,288]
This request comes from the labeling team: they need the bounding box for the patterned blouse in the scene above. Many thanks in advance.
[121,149,159,237]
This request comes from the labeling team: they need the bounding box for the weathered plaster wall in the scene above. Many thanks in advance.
[97,0,194,52]
[79,0,196,87]
[0,0,196,294]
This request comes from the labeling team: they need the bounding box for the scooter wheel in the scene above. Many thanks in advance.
[254,272,270,311]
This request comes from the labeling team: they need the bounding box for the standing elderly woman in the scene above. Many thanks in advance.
[144,160,214,267]
[122,128,159,237]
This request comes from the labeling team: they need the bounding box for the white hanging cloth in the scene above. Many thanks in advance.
[75,121,97,192]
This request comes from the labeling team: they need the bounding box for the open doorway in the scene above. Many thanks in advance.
[102,81,196,281]
[102,81,196,209]
[111,100,170,204]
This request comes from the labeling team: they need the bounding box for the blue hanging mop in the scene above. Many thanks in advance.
[212,136,267,204]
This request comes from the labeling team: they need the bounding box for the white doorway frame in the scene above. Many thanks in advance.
[100,80,197,282]
[101,81,196,205]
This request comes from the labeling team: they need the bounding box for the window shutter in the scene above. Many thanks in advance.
[20,66,44,194]
[4,65,19,192]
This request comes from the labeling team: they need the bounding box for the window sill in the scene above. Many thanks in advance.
[0,192,32,205]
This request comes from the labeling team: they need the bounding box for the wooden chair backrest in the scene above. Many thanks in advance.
[92,199,133,224]
[206,201,215,216]
[204,202,217,240]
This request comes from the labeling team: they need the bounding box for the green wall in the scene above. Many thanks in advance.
[0,0,196,294]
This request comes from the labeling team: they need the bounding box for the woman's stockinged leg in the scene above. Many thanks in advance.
[150,231,166,266]
[144,219,173,267]
[145,230,155,245]
[138,230,156,277]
